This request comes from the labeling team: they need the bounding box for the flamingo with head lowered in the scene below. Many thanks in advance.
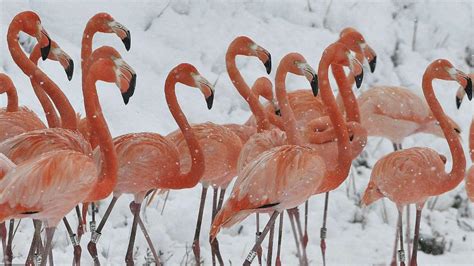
[362,59,472,266]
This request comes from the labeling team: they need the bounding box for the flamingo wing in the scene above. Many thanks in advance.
[364,147,445,206]
[0,128,92,164]
[0,150,97,226]
[97,133,180,197]
[211,145,325,238]
[0,107,46,142]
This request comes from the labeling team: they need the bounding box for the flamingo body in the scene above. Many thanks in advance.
[0,150,97,227]
[211,145,325,238]
[167,122,242,188]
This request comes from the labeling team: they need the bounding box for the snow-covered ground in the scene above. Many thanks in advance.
[0,0,473,265]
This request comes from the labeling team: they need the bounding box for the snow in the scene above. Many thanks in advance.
[0,0,473,265]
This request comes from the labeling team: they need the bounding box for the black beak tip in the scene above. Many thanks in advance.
[311,75,319,97]
[355,73,364,89]
[121,74,137,105]
[456,96,462,109]
[275,109,281,116]
[369,56,377,73]
[65,59,74,81]
[40,36,51,61]
[122,31,131,51]
[349,134,354,141]
[264,58,272,75]
[206,91,214,110]
[465,77,473,101]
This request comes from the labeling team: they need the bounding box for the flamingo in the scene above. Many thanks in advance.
[85,63,212,265]
[0,49,136,266]
[362,59,472,266]
[211,42,358,265]
[467,119,474,202]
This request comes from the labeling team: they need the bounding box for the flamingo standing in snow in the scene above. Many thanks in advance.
[85,63,213,265]
[211,42,359,265]
[0,50,136,266]
[362,59,472,266]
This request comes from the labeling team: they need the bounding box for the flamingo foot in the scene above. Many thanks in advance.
[255,232,262,265]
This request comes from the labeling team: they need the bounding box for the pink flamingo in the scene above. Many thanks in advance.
[86,63,213,265]
[211,42,358,265]
[467,119,474,201]
[0,51,136,266]
[362,59,472,266]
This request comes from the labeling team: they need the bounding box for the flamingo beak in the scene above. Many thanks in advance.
[297,62,318,96]
[65,59,74,81]
[464,76,472,101]
[348,53,364,88]
[369,56,377,73]
[254,45,272,74]
[110,21,131,51]
[195,75,215,109]
[37,25,51,61]
[455,85,466,109]
[121,73,136,105]
[206,90,215,110]
[271,99,281,116]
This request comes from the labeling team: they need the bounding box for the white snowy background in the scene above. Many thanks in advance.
[0,0,473,265]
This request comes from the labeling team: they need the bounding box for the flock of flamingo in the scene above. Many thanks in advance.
[0,10,472,266]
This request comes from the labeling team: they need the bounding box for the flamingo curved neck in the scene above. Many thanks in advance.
[165,75,205,188]
[83,72,117,201]
[5,85,19,112]
[318,49,352,181]
[226,51,273,132]
[81,25,99,71]
[331,65,360,123]
[7,20,77,130]
[470,121,474,162]
[29,48,61,128]
[422,74,465,192]
[274,66,302,145]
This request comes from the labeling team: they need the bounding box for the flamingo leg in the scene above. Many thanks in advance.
[406,204,411,265]
[303,200,308,248]
[26,220,42,266]
[397,209,406,266]
[5,219,14,265]
[266,221,275,266]
[87,196,118,266]
[75,206,84,242]
[40,227,55,266]
[1,222,6,265]
[255,213,262,265]
[125,201,141,265]
[243,211,279,266]
[217,188,226,211]
[289,207,308,266]
[63,217,81,266]
[137,216,161,265]
[90,202,96,232]
[410,209,422,266]
[320,192,330,266]
[286,210,302,265]
[275,213,284,266]
[390,224,399,266]
[192,186,207,265]
[210,187,224,266]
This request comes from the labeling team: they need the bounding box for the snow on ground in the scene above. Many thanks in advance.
[0,0,473,265]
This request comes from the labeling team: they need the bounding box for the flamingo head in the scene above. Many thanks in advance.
[14,11,51,60]
[48,41,74,81]
[332,43,364,89]
[89,13,131,51]
[339,28,377,73]
[428,59,472,102]
[361,181,384,206]
[230,36,272,74]
[174,63,215,109]
[251,77,280,115]
[455,74,474,109]
[280,53,318,96]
